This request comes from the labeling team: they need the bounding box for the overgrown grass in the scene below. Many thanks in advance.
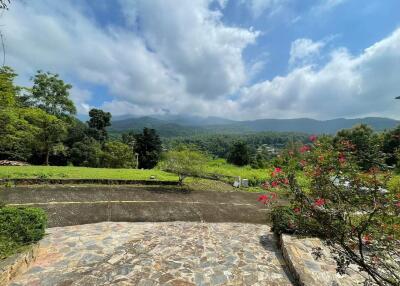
[202,158,269,184]
[0,166,178,181]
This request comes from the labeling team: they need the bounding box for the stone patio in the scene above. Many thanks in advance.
[9,222,294,286]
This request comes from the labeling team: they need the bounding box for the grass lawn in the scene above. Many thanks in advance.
[0,166,178,181]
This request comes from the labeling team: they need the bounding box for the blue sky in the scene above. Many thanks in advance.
[2,0,400,120]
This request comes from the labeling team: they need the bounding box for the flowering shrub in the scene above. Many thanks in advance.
[260,135,400,286]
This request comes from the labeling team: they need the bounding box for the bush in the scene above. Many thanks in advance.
[101,141,134,168]
[271,206,298,235]
[0,236,22,259]
[0,207,47,244]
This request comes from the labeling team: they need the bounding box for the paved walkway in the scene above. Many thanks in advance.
[10,222,293,286]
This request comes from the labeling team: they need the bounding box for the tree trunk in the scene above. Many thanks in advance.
[45,149,50,166]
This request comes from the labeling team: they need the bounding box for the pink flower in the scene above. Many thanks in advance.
[314,198,325,207]
[271,167,282,177]
[395,202,400,208]
[299,145,311,153]
[271,181,279,188]
[257,194,273,205]
[257,195,268,203]
[309,135,317,142]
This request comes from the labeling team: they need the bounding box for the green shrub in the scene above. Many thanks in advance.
[271,206,298,235]
[0,235,22,259]
[0,207,47,244]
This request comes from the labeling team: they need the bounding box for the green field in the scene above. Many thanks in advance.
[203,159,269,182]
[0,159,271,183]
[0,166,178,181]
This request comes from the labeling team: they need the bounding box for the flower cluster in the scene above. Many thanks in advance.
[257,193,278,205]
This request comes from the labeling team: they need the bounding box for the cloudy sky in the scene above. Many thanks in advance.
[2,0,400,120]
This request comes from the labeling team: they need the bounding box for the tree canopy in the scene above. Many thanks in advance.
[29,71,76,118]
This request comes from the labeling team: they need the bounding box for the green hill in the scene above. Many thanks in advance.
[110,116,399,137]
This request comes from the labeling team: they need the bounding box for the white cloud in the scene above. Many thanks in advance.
[70,87,93,115]
[312,0,348,14]
[123,0,258,99]
[236,28,400,119]
[242,0,288,18]
[289,38,325,67]
[2,0,400,121]
[2,0,258,115]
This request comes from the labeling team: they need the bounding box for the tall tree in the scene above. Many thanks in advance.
[69,137,103,167]
[382,125,400,167]
[27,110,67,165]
[134,128,162,169]
[334,124,383,170]
[30,71,76,118]
[87,108,111,143]
[227,141,251,166]
[0,108,37,161]
[0,66,19,108]
[122,131,137,167]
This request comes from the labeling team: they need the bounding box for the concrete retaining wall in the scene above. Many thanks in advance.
[1,185,268,227]
[0,178,179,186]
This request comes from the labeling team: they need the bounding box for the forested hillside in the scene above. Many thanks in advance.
[110,116,399,137]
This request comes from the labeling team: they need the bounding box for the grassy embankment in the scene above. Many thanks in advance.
[0,159,268,183]
[0,166,178,181]
[0,160,272,193]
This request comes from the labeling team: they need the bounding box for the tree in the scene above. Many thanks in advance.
[64,117,90,148]
[0,66,19,108]
[334,124,383,170]
[382,125,400,167]
[101,141,134,168]
[0,108,37,161]
[29,71,76,118]
[261,136,400,285]
[134,128,162,169]
[87,108,111,143]
[161,148,207,184]
[69,138,103,167]
[227,141,251,166]
[26,110,67,165]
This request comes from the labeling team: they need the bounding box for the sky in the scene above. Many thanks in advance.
[1,0,400,120]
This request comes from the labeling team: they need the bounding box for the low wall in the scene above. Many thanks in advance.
[1,185,267,227]
[0,178,179,186]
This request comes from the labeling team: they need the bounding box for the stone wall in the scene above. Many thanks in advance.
[0,244,39,286]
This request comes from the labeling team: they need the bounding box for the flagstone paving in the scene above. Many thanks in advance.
[10,222,293,286]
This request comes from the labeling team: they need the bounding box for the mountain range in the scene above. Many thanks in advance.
[109,115,399,137]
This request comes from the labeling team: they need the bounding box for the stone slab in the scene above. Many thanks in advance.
[280,234,366,286]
